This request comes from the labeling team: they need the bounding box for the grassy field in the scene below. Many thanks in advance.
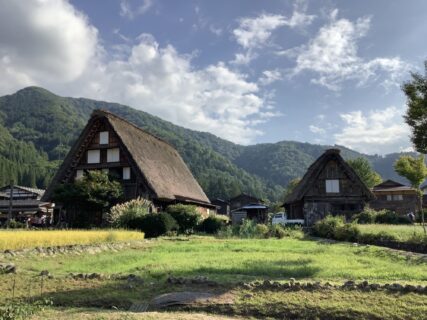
[0,236,426,319]
[358,224,426,241]
[0,230,145,250]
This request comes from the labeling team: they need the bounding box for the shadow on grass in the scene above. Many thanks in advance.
[20,258,319,310]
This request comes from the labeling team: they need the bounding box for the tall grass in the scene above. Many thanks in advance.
[358,224,425,242]
[0,230,144,250]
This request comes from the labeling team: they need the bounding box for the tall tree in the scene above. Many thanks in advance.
[347,157,382,188]
[283,178,301,200]
[403,61,427,153]
[394,155,427,233]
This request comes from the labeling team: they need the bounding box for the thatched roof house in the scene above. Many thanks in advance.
[283,149,374,225]
[43,109,213,215]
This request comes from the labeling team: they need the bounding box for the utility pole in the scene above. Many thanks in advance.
[7,180,14,223]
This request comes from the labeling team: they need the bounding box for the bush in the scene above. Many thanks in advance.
[375,210,411,224]
[269,224,287,239]
[255,224,269,238]
[134,213,178,238]
[166,204,201,234]
[352,208,377,224]
[237,219,258,238]
[107,198,151,228]
[334,223,360,242]
[198,216,224,234]
[2,219,25,229]
[312,215,345,238]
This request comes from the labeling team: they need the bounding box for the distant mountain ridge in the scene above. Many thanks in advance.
[0,87,416,202]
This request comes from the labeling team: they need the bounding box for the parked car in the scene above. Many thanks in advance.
[272,212,304,226]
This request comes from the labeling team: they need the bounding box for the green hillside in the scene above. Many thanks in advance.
[0,87,415,201]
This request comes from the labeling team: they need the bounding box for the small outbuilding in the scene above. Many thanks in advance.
[283,149,374,226]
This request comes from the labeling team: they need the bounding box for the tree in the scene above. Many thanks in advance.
[347,157,382,188]
[283,178,301,200]
[394,155,427,233]
[53,171,123,227]
[403,61,427,153]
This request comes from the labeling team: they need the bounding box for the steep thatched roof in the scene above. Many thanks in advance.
[43,109,210,205]
[284,149,374,204]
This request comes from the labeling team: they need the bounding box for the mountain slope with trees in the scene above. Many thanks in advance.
[0,87,416,201]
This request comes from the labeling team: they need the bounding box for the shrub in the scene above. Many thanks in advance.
[166,204,201,234]
[198,216,224,234]
[269,224,287,239]
[255,224,269,238]
[312,215,345,238]
[352,208,377,224]
[134,213,178,238]
[2,219,25,229]
[107,198,151,228]
[373,210,411,224]
[238,219,258,238]
[334,223,360,242]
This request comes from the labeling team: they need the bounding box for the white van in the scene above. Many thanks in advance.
[271,212,304,226]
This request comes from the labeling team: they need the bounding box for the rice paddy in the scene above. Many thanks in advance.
[0,230,145,250]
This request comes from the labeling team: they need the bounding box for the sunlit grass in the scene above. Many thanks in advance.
[0,230,144,250]
[18,237,427,283]
[358,224,426,241]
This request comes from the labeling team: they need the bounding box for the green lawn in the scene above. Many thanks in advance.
[1,236,426,319]
[358,224,426,241]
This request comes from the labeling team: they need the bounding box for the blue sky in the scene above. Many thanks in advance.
[0,0,426,155]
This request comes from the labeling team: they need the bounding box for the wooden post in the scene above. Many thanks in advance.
[7,180,13,223]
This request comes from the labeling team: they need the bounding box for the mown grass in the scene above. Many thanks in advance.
[358,224,426,241]
[0,230,145,250]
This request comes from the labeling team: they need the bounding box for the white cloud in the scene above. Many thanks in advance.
[309,125,326,134]
[0,0,97,92]
[334,106,410,154]
[119,0,153,20]
[233,14,288,50]
[232,1,315,65]
[286,9,409,91]
[0,0,276,145]
[259,69,282,85]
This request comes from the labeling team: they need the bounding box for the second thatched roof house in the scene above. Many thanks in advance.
[43,109,214,219]
[283,149,374,226]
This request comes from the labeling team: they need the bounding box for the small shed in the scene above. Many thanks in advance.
[231,203,269,224]
[229,193,264,211]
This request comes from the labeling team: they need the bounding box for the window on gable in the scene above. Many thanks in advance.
[99,131,109,145]
[325,179,339,193]
[123,167,131,180]
[107,148,120,162]
[87,149,100,163]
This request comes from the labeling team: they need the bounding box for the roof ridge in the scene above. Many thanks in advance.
[92,109,175,149]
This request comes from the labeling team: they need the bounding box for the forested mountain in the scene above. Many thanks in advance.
[0,87,416,202]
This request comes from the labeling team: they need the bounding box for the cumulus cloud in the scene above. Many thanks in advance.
[0,0,276,145]
[0,0,98,92]
[284,9,409,90]
[232,1,315,65]
[259,69,282,85]
[334,106,411,154]
[119,0,153,20]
